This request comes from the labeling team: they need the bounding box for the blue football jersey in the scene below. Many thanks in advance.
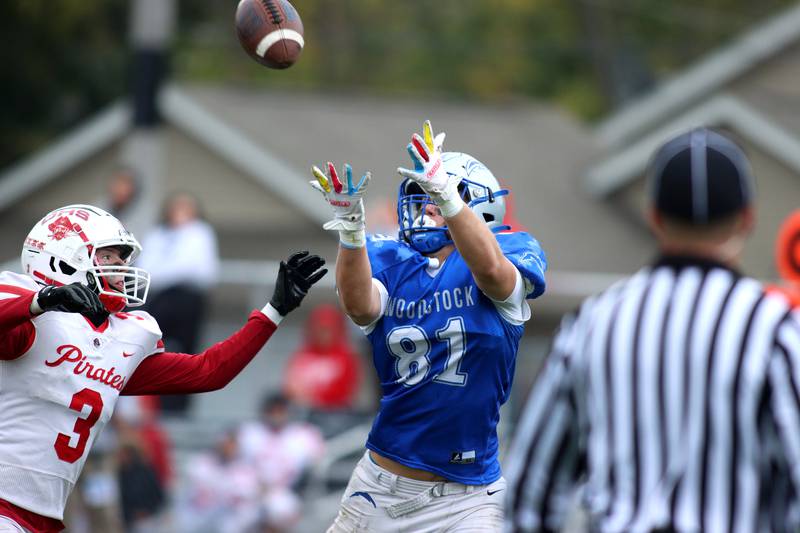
[364,232,546,484]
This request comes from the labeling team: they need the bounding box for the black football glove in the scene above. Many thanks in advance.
[269,251,328,316]
[37,283,106,316]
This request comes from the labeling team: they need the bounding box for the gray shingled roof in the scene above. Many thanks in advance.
[596,2,800,148]
[175,84,654,276]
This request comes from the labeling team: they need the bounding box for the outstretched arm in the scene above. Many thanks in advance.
[335,246,382,326]
[310,163,382,325]
[122,309,277,394]
[442,203,518,301]
[397,121,518,300]
[122,251,327,395]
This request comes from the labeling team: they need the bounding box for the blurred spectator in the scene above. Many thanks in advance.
[78,430,124,533]
[366,196,398,236]
[238,393,325,532]
[117,442,166,533]
[176,430,262,533]
[114,396,173,489]
[104,166,141,222]
[64,431,124,533]
[137,192,220,415]
[283,303,362,411]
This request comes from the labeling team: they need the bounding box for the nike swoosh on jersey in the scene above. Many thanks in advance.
[122,352,135,358]
[487,489,504,496]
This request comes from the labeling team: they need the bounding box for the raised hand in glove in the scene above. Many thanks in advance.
[397,120,463,218]
[269,251,328,316]
[310,162,371,248]
[33,283,106,316]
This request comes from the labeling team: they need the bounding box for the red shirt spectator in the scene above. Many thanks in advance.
[284,304,361,410]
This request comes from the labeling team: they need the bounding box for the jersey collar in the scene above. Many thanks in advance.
[82,314,110,333]
[652,253,742,278]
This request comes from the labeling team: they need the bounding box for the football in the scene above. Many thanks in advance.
[235,0,304,69]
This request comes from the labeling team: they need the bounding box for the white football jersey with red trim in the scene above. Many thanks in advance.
[0,271,163,520]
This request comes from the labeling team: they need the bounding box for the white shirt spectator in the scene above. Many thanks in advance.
[237,421,325,489]
[177,449,261,533]
[137,220,219,292]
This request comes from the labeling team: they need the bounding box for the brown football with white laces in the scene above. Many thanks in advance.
[235,0,304,69]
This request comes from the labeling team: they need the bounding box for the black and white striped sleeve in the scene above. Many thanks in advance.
[768,312,800,495]
[506,312,587,533]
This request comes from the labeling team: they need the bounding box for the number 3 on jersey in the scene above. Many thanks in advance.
[387,317,468,387]
[54,388,104,463]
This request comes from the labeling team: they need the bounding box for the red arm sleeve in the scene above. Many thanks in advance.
[0,289,36,361]
[121,310,278,395]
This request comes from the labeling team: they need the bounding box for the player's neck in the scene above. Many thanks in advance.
[426,244,455,265]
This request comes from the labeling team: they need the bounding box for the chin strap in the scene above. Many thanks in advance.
[98,292,127,313]
[405,224,511,254]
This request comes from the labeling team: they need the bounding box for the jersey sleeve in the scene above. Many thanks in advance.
[505,311,586,531]
[497,232,547,299]
[121,310,278,395]
[489,268,531,325]
[366,234,423,285]
[359,278,389,335]
[0,272,38,360]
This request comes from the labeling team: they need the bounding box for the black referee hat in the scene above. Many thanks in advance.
[647,128,755,224]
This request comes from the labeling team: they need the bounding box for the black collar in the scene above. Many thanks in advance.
[652,253,742,277]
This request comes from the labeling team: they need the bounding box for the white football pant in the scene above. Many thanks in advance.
[327,452,505,533]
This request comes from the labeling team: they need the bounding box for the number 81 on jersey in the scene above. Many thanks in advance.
[387,317,467,387]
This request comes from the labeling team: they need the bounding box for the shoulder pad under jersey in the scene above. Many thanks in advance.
[366,234,424,276]
[497,232,547,299]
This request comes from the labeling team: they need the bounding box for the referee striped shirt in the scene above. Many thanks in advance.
[505,255,800,533]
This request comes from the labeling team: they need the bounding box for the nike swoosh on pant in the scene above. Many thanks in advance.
[349,491,377,508]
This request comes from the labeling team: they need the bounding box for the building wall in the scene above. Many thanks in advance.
[0,143,125,264]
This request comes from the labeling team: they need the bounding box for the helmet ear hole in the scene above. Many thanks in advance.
[482,213,495,223]
[457,182,470,201]
[58,261,77,276]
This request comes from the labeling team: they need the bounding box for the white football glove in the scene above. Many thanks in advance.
[310,162,371,249]
[397,120,464,218]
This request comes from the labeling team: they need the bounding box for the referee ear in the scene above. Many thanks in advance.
[737,206,756,237]
[646,208,666,240]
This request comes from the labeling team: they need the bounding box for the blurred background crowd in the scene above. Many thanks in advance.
[2,0,800,531]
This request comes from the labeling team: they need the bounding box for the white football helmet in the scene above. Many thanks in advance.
[398,152,509,253]
[21,204,150,312]
[446,152,508,230]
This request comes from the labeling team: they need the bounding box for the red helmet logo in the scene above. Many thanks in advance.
[47,216,77,241]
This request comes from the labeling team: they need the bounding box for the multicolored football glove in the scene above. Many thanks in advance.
[397,120,464,218]
[310,162,371,249]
